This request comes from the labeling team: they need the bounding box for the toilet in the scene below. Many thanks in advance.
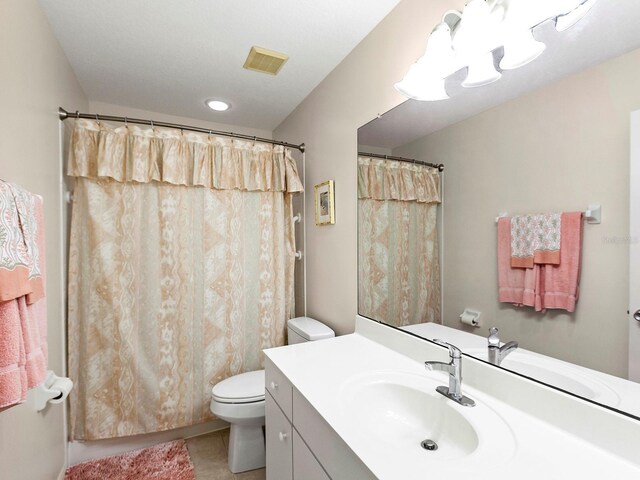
[210,316,335,473]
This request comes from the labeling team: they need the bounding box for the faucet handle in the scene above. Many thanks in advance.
[432,339,461,359]
[488,327,500,347]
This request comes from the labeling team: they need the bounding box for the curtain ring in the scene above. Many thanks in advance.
[124,117,128,127]
[75,111,80,119]
[150,119,154,128]
[95,113,99,125]
[253,136,257,147]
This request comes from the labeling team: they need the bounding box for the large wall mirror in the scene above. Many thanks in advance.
[357,1,640,420]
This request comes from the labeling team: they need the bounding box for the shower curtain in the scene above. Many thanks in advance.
[358,156,441,327]
[67,120,302,440]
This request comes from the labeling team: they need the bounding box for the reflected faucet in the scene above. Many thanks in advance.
[425,339,475,407]
[488,327,518,366]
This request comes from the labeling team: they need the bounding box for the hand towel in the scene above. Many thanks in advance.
[0,182,45,303]
[0,299,26,409]
[497,217,539,307]
[0,297,47,409]
[539,212,583,312]
[511,213,561,268]
[0,182,31,301]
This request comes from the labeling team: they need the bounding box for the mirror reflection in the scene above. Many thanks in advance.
[358,3,640,419]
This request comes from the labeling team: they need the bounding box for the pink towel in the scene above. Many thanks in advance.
[0,297,47,409]
[0,185,47,410]
[498,217,539,307]
[498,213,582,313]
[538,212,583,312]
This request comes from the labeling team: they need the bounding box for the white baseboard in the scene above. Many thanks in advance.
[68,419,228,466]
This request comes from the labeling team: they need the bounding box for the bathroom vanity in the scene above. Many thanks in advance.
[265,317,640,480]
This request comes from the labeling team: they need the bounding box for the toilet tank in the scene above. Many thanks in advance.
[287,317,335,345]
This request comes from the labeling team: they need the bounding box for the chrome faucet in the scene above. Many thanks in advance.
[487,327,518,366]
[425,339,475,407]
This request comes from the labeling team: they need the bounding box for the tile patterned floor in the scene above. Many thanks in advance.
[186,429,266,480]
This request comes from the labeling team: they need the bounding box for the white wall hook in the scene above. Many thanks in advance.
[293,213,302,223]
[295,251,303,260]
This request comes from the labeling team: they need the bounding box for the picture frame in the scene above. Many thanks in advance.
[314,180,335,226]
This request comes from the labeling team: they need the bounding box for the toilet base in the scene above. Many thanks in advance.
[228,424,266,473]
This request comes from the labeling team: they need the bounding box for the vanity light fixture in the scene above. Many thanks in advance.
[206,99,230,111]
[396,0,599,102]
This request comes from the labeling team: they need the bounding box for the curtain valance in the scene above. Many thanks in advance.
[68,119,304,193]
[358,156,440,203]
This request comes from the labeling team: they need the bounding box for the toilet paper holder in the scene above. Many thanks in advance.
[35,370,74,412]
[459,309,481,327]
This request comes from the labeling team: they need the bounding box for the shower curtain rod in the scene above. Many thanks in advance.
[358,151,444,171]
[58,107,306,152]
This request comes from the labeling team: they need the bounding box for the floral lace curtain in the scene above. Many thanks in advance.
[67,120,302,440]
[358,156,441,327]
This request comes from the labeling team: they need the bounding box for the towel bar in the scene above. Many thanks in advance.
[495,205,601,224]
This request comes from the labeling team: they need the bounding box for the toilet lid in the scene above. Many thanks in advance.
[212,370,265,404]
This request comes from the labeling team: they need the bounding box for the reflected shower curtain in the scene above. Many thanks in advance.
[358,156,441,327]
[67,120,302,440]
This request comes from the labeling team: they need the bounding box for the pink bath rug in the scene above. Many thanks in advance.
[65,439,195,480]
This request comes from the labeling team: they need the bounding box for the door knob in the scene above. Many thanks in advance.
[634,310,640,322]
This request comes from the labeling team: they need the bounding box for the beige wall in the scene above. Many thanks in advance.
[394,49,640,377]
[0,1,88,479]
[274,0,466,335]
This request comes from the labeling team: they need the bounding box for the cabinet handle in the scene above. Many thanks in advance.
[270,381,278,390]
[279,432,288,442]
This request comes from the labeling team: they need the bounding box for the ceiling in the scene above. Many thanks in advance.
[359,0,640,149]
[38,0,401,131]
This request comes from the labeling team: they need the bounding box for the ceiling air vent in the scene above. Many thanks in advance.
[243,46,289,75]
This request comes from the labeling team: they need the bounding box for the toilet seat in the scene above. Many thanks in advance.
[212,370,265,404]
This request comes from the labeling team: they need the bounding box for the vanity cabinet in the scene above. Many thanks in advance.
[265,358,374,480]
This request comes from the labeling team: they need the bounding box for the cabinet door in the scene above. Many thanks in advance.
[266,357,293,420]
[266,391,292,480]
[293,430,331,480]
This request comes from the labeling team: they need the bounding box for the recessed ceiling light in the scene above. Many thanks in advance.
[206,99,230,111]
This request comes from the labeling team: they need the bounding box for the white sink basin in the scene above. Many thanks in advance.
[466,349,621,406]
[339,371,516,467]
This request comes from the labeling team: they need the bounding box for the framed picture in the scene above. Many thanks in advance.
[314,180,335,226]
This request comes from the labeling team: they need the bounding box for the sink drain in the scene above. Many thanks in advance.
[420,439,438,451]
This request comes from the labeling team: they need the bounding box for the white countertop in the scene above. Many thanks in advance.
[265,324,640,480]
